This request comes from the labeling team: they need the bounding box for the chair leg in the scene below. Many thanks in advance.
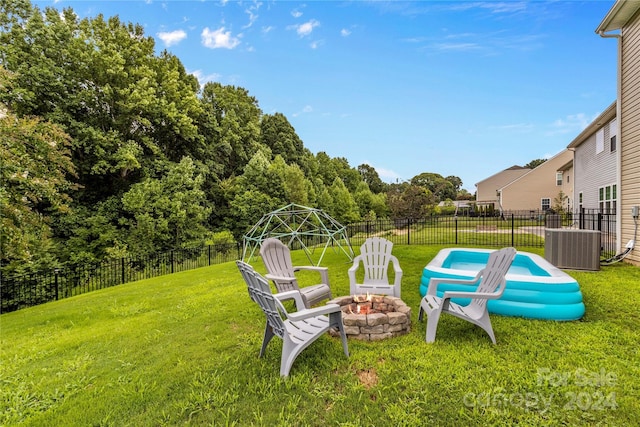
[280,339,301,377]
[477,312,497,344]
[330,312,350,357]
[260,324,275,358]
[425,309,442,343]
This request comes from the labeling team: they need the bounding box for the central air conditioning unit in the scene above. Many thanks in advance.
[544,229,601,271]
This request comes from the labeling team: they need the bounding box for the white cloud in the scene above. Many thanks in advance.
[201,27,241,49]
[341,28,351,37]
[157,30,187,47]
[310,40,324,49]
[190,70,221,86]
[369,164,402,183]
[295,19,319,37]
[292,105,313,117]
[291,10,303,18]
[488,123,534,133]
[243,1,261,29]
[547,112,594,136]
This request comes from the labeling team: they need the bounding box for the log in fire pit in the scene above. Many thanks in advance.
[328,294,411,341]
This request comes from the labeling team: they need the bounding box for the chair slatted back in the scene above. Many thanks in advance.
[236,261,286,339]
[471,247,517,309]
[259,238,299,293]
[360,237,394,284]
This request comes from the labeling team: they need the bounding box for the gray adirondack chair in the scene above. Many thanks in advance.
[348,237,402,297]
[236,261,349,377]
[259,237,332,308]
[418,247,517,344]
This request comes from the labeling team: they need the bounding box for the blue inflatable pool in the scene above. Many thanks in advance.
[420,248,585,321]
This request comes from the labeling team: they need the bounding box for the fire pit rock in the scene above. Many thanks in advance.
[328,295,412,341]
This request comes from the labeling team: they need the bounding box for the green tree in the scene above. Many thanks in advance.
[525,159,546,169]
[0,106,76,271]
[358,164,386,194]
[411,172,455,201]
[121,157,211,255]
[329,177,360,224]
[445,175,463,193]
[260,113,306,169]
[386,183,435,220]
[199,83,261,180]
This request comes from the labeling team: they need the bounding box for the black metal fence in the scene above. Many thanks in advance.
[1,243,242,314]
[1,211,617,314]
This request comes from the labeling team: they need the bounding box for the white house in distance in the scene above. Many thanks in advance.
[567,101,617,214]
[496,150,573,213]
[596,1,640,265]
[475,166,530,210]
[475,150,573,213]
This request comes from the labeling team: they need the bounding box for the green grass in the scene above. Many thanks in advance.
[2,245,639,426]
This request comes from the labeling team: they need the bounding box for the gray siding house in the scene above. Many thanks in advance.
[568,102,618,213]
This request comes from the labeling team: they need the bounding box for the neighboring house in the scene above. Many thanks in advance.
[597,1,640,265]
[567,101,617,214]
[497,150,574,212]
[475,166,530,210]
[437,200,472,216]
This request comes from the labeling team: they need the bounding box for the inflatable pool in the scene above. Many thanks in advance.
[419,248,585,321]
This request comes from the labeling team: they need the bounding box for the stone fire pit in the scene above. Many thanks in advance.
[328,295,411,341]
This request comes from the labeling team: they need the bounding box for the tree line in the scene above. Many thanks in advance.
[0,1,470,274]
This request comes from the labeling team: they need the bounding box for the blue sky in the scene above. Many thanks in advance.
[38,0,617,191]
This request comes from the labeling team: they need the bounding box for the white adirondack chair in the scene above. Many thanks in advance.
[259,238,332,308]
[236,261,349,377]
[348,237,402,297]
[418,247,517,344]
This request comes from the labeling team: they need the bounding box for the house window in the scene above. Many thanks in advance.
[579,192,583,210]
[556,172,563,186]
[599,184,617,214]
[610,118,617,152]
[541,198,550,211]
[566,175,570,183]
[596,128,604,154]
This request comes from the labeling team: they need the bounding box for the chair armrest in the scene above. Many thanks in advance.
[274,290,306,311]
[426,271,482,295]
[287,303,342,322]
[390,255,403,287]
[442,287,505,302]
[293,266,330,285]
[347,256,362,284]
[265,273,296,283]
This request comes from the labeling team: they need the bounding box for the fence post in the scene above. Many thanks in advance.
[455,217,458,245]
[208,245,211,266]
[54,268,59,300]
[511,214,515,247]
[597,213,603,231]
[407,218,411,245]
[171,251,175,274]
[120,258,125,284]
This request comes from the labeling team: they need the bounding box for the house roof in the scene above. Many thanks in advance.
[497,149,572,191]
[557,159,573,172]
[474,165,529,186]
[567,101,616,149]
[596,0,640,33]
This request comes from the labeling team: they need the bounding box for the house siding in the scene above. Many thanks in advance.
[475,168,530,207]
[499,150,573,212]
[620,9,640,264]
[573,119,618,210]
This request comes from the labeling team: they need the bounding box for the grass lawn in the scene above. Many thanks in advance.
[1,245,639,426]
